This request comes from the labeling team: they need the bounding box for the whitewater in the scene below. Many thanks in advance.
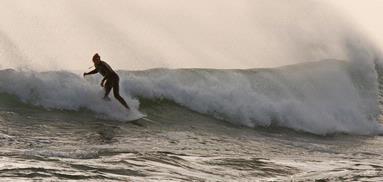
[2,0,383,181]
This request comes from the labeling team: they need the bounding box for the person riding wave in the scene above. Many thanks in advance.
[83,53,130,110]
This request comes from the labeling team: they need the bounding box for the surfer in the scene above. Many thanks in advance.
[83,53,130,110]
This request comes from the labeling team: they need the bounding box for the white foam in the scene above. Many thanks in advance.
[25,149,99,159]
[0,69,143,121]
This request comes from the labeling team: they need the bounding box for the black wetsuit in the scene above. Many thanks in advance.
[87,61,129,109]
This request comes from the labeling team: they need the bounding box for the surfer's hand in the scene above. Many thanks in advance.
[83,72,87,77]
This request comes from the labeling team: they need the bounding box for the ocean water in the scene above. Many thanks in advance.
[2,0,383,181]
[1,60,383,181]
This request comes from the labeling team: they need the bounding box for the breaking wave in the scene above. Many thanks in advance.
[0,59,382,135]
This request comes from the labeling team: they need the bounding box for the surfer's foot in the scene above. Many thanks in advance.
[103,96,111,101]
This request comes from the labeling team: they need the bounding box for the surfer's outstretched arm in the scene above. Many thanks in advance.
[83,69,98,77]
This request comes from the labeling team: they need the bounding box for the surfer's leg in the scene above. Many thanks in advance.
[104,81,112,100]
[112,80,130,109]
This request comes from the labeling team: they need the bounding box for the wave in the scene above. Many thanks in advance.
[0,59,382,135]
[122,60,382,135]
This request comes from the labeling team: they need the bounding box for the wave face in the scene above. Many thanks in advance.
[0,59,381,135]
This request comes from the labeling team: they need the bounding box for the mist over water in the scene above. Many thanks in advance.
[0,0,380,71]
